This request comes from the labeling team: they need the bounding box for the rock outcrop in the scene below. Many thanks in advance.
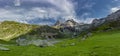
[90,9,120,32]
[106,10,120,21]
[54,19,79,28]
[0,46,10,51]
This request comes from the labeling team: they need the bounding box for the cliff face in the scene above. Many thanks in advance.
[106,10,120,21]
[64,19,79,27]
[91,10,120,31]
[54,19,79,28]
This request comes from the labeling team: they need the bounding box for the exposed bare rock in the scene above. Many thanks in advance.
[91,18,105,27]
[106,10,120,21]
[0,46,10,51]
[54,20,62,27]
[54,19,80,28]
[64,19,79,27]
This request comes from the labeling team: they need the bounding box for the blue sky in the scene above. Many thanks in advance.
[0,0,120,25]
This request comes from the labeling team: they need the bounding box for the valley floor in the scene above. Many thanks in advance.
[0,29,120,56]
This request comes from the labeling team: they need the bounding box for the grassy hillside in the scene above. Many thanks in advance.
[0,21,38,41]
[91,20,120,32]
[0,28,120,56]
[0,21,63,42]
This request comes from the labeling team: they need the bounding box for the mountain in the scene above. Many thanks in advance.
[91,18,105,27]
[106,10,120,21]
[0,21,65,46]
[56,9,120,37]
[54,20,62,28]
[53,10,120,38]
[0,21,62,42]
[64,19,79,27]
[1,10,120,56]
[90,10,120,32]
[0,9,120,46]
[54,19,80,28]
[53,19,91,37]
[0,21,37,41]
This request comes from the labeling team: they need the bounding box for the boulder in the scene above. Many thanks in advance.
[70,43,76,46]
[0,46,10,51]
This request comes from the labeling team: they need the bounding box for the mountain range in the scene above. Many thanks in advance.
[0,9,120,46]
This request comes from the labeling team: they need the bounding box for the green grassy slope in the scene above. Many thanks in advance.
[0,21,62,42]
[0,21,38,41]
[0,29,120,56]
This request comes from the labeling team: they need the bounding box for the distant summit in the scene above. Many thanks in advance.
[54,19,80,28]
[64,19,78,27]
[54,20,62,27]
[106,9,120,21]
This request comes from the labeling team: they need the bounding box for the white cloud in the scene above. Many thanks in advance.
[77,12,95,24]
[0,0,77,25]
[14,0,21,6]
[81,2,95,9]
[110,7,120,13]
[112,0,120,3]
[81,18,95,24]
[80,13,91,18]
[114,0,119,2]
[38,22,53,25]
[0,9,24,21]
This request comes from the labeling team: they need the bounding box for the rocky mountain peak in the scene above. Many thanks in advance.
[90,9,120,30]
[54,20,62,26]
[64,19,78,27]
[106,9,120,21]
[92,19,99,24]
[66,19,74,22]
[54,19,79,28]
